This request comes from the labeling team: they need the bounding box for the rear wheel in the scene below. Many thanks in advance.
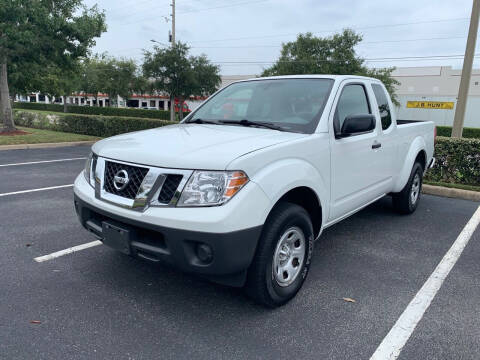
[392,162,423,214]
[245,202,314,307]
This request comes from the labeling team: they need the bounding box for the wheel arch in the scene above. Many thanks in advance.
[269,186,323,239]
[392,136,428,193]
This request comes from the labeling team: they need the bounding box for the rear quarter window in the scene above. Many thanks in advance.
[371,84,392,130]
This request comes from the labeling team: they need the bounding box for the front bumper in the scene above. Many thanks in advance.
[74,194,262,287]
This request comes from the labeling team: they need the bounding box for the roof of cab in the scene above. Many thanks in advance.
[234,74,380,83]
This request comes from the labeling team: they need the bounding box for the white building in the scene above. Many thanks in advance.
[393,66,480,128]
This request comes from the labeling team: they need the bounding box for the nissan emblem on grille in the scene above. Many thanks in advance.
[113,169,130,191]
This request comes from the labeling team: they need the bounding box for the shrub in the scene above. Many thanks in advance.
[13,102,189,120]
[14,111,176,137]
[425,136,480,186]
[436,126,480,139]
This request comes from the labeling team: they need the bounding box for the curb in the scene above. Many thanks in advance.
[0,141,96,151]
[422,184,480,202]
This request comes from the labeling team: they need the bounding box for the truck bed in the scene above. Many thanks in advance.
[397,119,423,125]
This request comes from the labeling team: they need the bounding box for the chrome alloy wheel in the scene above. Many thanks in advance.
[272,226,306,287]
[410,173,421,205]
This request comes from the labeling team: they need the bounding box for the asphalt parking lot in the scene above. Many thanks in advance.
[1,145,479,360]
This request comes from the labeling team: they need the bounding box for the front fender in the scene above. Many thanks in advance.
[250,158,329,226]
[392,136,426,193]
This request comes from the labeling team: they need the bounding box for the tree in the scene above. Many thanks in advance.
[41,65,81,112]
[143,43,220,121]
[79,56,107,107]
[102,57,137,107]
[143,43,191,122]
[262,30,400,105]
[0,0,106,132]
[178,55,220,120]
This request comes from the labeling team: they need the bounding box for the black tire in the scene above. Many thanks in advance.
[392,162,423,214]
[245,202,314,307]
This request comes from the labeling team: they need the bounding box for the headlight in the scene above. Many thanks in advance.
[177,170,249,207]
[84,152,97,188]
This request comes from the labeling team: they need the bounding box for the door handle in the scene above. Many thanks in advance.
[372,141,382,149]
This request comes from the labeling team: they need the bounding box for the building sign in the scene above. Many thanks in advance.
[406,101,455,110]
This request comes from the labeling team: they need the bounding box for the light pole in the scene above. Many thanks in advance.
[150,39,168,47]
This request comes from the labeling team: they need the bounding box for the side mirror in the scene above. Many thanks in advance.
[337,114,375,138]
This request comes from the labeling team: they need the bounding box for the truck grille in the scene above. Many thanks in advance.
[104,161,149,199]
[158,174,183,204]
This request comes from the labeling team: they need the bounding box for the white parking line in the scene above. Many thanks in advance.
[34,240,102,263]
[370,205,480,360]
[0,184,73,197]
[0,157,86,167]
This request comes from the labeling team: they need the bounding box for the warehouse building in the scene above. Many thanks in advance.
[393,66,480,128]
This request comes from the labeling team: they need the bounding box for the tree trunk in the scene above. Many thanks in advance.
[178,96,184,121]
[0,61,15,132]
[63,95,68,113]
[170,95,175,122]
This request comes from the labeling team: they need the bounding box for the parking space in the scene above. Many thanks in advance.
[0,145,479,360]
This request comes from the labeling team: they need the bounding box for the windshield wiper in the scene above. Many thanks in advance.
[220,119,283,131]
[185,118,220,125]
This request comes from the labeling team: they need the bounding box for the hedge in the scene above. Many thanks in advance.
[425,136,480,187]
[13,102,189,120]
[436,126,480,139]
[14,111,176,138]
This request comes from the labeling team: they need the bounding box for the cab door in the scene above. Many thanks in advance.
[328,81,388,221]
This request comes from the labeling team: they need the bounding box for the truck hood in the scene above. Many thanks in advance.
[92,123,306,170]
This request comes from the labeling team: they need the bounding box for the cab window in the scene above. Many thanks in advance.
[371,84,392,130]
[334,84,371,134]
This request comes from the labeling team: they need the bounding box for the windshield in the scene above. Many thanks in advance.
[189,78,334,133]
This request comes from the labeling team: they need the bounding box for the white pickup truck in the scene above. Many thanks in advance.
[74,75,435,307]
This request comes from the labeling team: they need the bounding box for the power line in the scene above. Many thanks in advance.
[117,0,269,26]
[209,53,480,64]
[188,17,469,43]
[189,36,467,49]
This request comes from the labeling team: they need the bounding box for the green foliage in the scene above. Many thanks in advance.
[0,0,106,129]
[425,136,480,186]
[13,102,176,120]
[435,126,480,139]
[142,42,220,120]
[261,30,400,105]
[14,111,176,138]
[143,43,192,100]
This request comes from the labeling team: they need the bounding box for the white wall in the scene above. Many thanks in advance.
[395,95,480,128]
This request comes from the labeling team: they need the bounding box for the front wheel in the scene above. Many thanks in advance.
[245,202,314,307]
[392,162,423,214]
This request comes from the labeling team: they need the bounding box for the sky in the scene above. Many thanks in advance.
[83,0,478,75]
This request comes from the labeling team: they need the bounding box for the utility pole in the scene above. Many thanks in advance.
[452,0,480,138]
[170,0,176,122]
[171,0,176,47]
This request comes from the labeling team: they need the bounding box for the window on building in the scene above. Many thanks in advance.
[150,100,156,107]
[38,94,46,102]
[334,84,371,134]
[29,96,36,103]
[159,101,164,109]
[54,97,62,103]
[81,98,85,104]
[75,98,79,105]
[371,84,392,130]
[141,101,148,107]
